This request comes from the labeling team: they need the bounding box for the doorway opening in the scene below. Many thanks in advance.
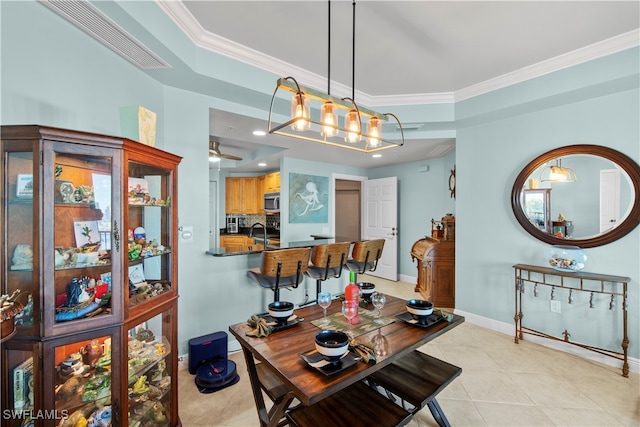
[335,179,361,242]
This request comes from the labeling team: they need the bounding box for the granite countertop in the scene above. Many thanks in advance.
[206,237,350,257]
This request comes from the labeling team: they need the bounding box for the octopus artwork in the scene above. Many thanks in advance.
[294,182,324,216]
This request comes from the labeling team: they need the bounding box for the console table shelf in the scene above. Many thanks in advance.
[513,264,630,377]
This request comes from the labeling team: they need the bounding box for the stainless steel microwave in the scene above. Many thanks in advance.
[264,192,280,213]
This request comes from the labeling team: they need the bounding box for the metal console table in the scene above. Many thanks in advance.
[513,264,630,377]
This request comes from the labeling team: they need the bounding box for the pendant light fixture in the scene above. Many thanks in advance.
[540,158,577,182]
[268,1,404,153]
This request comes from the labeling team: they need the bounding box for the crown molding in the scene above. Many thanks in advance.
[455,29,640,102]
[158,1,639,105]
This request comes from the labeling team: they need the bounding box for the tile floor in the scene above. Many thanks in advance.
[178,276,640,426]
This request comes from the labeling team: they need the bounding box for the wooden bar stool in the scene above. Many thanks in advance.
[247,247,311,302]
[286,380,412,427]
[366,350,462,427]
[305,242,351,297]
[346,239,385,274]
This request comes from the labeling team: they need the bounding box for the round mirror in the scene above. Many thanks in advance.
[511,145,640,248]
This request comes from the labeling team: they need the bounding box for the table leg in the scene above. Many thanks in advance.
[240,346,296,427]
[427,398,451,427]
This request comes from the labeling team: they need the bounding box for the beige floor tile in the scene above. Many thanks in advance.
[508,371,601,409]
[541,406,625,426]
[473,401,555,426]
[457,369,535,405]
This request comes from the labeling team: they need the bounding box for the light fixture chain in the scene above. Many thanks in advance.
[327,1,331,95]
[351,1,356,101]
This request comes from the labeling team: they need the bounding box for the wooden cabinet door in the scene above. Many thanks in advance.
[220,235,246,252]
[225,177,242,214]
[430,260,455,308]
[257,175,266,211]
[242,177,258,214]
[265,172,280,193]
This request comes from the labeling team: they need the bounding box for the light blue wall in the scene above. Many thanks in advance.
[455,48,639,356]
[2,1,638,362]
[368,151,456,276]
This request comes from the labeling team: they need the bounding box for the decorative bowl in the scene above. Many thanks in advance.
[315,330,350,364]
[406,299,434,323]
[357,282,376,300]
[268,301,294,325]
[545,245,586,272]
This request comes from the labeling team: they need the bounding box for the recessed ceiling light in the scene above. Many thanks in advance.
[253,130,266,136]
[258,162,267,167]
[372,154,382,158]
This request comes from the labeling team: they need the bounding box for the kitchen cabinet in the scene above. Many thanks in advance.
[257,175,266,211]
[411,237,455,308]
[220,235,247,252]
[265,172,280,193]
[1,125,181,426]
[225,177,259,214]
[219,235,264,252]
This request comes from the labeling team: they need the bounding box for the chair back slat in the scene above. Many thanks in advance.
[351,239,385,263]
[310,242,351,269]
[261,247,311,278]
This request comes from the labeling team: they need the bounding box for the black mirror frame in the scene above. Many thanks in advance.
[511,144,640,248]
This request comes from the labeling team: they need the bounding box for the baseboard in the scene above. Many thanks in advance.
[454,308,639,375]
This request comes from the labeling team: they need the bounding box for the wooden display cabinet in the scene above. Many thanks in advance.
[411,237,456,308]
[1,125,181,426]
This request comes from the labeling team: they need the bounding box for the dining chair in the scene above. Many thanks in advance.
[304,241,351,297]
[246,247,311,302]
[366,350,462,427]
[346,239,385,274]
[285,380,412,427]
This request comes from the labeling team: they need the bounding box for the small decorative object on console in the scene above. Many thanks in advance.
[545,245,586,272]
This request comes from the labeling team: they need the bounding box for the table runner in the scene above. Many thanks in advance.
[310,308,395,337]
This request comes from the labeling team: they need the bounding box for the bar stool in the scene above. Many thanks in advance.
[346,239,385,274]
[305,242,351,297]
[247,247,311,302]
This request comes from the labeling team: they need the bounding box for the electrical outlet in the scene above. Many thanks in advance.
[550,300,561,313]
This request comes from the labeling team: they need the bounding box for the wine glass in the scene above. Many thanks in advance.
[317,292,332,324]
[371,292,386,324]
[341,300,358,337]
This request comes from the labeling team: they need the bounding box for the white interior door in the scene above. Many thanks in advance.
[363,177,398,281]
[600,169,621,233]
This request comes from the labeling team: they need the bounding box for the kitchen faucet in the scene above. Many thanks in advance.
[249,222,268,249]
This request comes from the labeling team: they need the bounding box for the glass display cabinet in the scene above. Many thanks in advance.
[1,125,181,426]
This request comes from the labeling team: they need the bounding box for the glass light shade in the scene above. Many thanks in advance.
[209,154,221,162]
[320,101,338,137]
[367,117,382,147]
[344,109,361,143]
[290,92,310,131]
[540,159,577,182]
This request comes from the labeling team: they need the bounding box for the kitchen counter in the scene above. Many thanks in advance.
[206,237,348,257]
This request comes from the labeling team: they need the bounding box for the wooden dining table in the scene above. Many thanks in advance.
[228,295,465,427]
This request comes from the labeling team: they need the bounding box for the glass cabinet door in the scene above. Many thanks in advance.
[125,159,176,317]
[126,304,176,427]
[3,145,38,338]
[49,329,121,427]
[44,142,122,337]
[1,341,41,427]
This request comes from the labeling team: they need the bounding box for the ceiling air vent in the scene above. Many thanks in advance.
[395,123,423,132]
[40,0,171,70]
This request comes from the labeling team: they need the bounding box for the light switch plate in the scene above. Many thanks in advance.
[550,300,561,313]
[181,226,194,243]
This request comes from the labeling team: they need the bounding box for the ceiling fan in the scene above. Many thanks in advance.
[209,139,242,162]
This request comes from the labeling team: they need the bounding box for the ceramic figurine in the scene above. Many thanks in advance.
[87,406,111,427]
[10,244,33,270]
[80,339,103,368]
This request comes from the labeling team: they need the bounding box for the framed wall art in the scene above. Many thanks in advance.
[289,173,329,223]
